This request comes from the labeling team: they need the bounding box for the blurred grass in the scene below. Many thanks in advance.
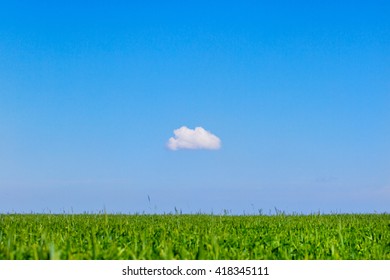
[0,214,389,259]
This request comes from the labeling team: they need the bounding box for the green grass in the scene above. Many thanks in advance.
[0,214,389,259]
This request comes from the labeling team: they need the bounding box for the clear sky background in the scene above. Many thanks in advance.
[1,1,389,214]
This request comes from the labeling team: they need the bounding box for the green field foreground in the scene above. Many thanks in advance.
[0,214,389,260]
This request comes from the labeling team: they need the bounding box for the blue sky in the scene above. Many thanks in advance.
[1,1,389,214]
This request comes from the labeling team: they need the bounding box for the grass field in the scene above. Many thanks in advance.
[0,213,389,260]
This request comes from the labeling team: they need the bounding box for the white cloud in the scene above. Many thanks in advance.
[167,126,221,150]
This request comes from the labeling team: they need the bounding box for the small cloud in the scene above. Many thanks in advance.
[167,126,221,151]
